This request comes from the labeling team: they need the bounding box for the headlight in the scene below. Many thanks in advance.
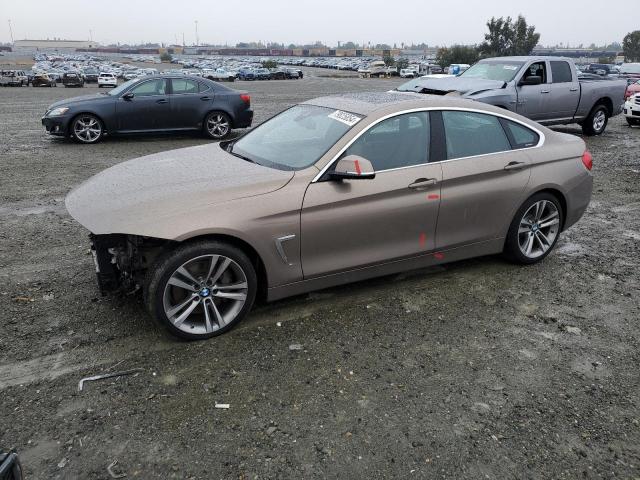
[48,107,70,116]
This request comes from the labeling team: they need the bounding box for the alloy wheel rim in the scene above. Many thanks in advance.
[162,254,248,335]
[73,116,101,142]
[207,114,229,138]
[518,200,560,259]
[593,110,606,132]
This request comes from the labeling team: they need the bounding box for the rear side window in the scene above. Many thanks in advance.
[500,119,540,149]
[171,78,199,94]
[442,111,511,159]
[551,61,573,83]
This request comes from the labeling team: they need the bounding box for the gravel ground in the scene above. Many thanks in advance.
[0,68,639,479]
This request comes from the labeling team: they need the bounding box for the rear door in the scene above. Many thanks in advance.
[169,78,210,130]
[301,111,442,278]
[548,60,580,120]
[436,110,534,249]
[116,78,172,132]
[516,61,550,120]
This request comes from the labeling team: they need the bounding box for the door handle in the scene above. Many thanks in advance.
[569,87,578,92]
[540,90,550,94]
[200,96,212,101]
[408,178,437,190]
[156,98,168,104]
[504,161,527,171]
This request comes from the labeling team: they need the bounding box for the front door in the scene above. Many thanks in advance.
[436,110,532,249]
[301,111,442,278]
[516,61,550,121]
[116,78,172,132]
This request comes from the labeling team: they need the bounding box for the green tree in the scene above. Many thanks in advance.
[383,54,396,67]
[436,45,479,69]
[159,51,172,62]
[342,41,358,49]
[623,31,640,62]
[262,60,278,69]
[479,15,540,57]
[396,58,410,70]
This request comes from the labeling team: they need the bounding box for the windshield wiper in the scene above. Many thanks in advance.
[229,150,258,165]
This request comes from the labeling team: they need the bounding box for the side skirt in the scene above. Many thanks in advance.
[266,238,504,301]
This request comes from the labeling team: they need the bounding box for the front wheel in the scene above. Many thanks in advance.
[504,193,564,264]
[71,114,104,144]
[582,104,608,136]
[204,111,232,140]
[145,241,257,340]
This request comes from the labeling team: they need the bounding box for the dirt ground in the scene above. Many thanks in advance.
[0,68,639,480]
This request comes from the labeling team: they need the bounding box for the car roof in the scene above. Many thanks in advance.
[303,91,549,131]
[479,56,575,63]
[303,91,509,116]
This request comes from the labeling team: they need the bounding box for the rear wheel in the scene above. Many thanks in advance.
[145,241,257,340]
[71,114,104,144]
[582,104,609,136]
[204,111,232,140]
[504,193,564,264]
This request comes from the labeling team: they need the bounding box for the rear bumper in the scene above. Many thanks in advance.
[234,109,253,129]
[41,115,72,136]
[564,173,593,231]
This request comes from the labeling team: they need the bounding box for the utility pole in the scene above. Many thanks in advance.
[89,29,93,42]
[8,19,14,44]
[182,32,185,47]
[195,20,199,46]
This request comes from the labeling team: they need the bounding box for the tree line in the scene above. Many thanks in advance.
[435,15,640,68]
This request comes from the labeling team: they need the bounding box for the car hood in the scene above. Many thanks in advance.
[66,143,294,237]
[398,77,506,96]
[48,93,113,110]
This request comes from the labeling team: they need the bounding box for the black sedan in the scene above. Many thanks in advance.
[41,75,253,144]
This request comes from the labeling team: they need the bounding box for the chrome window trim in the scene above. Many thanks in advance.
[312,106,546,182]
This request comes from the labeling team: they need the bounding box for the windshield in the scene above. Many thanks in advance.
[107,78,140,96]
[621,64,640,74]
[460,61,524,82]
[230,105,362,171]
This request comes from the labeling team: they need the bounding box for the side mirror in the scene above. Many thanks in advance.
[122,92,134,100]
[519,76,542,86]
[329,155,375,180]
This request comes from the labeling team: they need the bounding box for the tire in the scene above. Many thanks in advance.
[582,104,609,136]
[70,113,104,144]
[203,111,232,140]
[145,240,257,340]
[504,192,564,265]
[627,117,639,127]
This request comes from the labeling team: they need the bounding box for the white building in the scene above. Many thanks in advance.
[13,39,99,52]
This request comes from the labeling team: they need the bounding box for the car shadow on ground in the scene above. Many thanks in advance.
[108,253,513,341]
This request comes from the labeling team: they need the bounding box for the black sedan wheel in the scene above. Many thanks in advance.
[204,112,232,140]
[71,114,104,144]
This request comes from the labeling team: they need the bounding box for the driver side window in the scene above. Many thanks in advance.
[522,62,547,84]
[130,79,167,96]
[342,112,430,171]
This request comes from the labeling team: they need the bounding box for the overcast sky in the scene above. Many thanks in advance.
[1,0,633,47]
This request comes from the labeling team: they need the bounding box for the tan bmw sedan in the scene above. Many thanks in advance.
[66,92,593,339]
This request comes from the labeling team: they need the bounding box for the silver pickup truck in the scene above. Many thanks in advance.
[397,56,627,135]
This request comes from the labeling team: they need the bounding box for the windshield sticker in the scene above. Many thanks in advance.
[328,110,362,126]
[503,65,519,70]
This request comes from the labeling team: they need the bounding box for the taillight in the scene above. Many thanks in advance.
[582,150,593,171]
[240,94,250,106]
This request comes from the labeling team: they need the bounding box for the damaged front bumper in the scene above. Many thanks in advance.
[89,234,169,295]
